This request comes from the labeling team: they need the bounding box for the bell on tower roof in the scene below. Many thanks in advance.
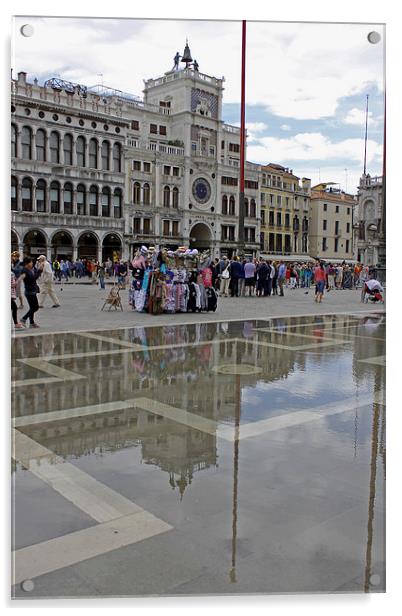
[181,39,193,68]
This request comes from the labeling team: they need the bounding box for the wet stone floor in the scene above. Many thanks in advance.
[11,312,386,597]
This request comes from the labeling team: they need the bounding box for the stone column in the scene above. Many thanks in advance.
[108,143,113,172]
[59,132,65,166]
[17,178,23,211]
[71,137,77,167]
[71,185,77,216]
[28,128,36,162]
[72,243,78,261]
[16,128,22,161]
[84,139,89,169]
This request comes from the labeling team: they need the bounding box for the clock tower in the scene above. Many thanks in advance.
[142,41,243,256]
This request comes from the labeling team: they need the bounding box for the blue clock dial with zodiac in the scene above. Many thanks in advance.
[192,178,211,204]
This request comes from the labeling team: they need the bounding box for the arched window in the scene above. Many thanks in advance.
[101,187,111,217]
[143,183,150,205]
[229,195,235,216]
[172,187,179,208]
[163,185,170,207]
[222,195,228,215]
[89,138,98,169]
[64,182,73,215]
[36,129,46,161]
[76,136,86,167]
[244,197,249,217]
[11,124,17,158]
[77,184,86,216]
[89,185,98,216]
[11,176,18,211]
[36,179,46,212]
[63,134,73,166]
[113,188,122,218]
[50,181,60,213]
[250,198,256,218]
[50,131,60,163]
[133,182,140,204]
[113,143,121,172]
[101,141,110,170]
[21,126,32,159]
[21,177,33,211]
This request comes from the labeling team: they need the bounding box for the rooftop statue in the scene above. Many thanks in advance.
[173,52,181,71]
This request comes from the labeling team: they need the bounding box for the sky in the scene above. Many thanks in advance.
[12,17,385,195]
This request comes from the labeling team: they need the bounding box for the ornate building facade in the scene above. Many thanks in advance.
[11,44,261,261]
[354,174,384,266]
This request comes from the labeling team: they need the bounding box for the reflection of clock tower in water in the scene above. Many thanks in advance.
[143,41,242,257]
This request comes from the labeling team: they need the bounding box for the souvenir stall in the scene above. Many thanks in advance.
[128,245,218,315]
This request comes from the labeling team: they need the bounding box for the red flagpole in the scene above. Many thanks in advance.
[238,20,246,256]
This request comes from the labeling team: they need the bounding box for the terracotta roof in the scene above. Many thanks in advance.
[311,190,356,204]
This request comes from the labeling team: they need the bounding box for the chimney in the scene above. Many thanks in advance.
[301,177,311,195]
[17,71,27,85]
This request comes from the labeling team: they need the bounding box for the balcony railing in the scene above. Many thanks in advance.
[126,139,184,156]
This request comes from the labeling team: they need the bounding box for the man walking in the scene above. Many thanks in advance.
[11,251,24,308]
[37,255,60,308]
[277,261,286,296]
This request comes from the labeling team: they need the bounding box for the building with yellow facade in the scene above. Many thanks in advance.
[259,163,311,261]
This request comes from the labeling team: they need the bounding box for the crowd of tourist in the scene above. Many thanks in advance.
[210,257,372,300]
[11,249,382,330]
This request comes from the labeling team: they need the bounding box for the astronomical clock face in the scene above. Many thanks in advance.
[192,177,211,204]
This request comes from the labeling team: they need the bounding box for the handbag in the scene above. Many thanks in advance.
[221,266,230,280]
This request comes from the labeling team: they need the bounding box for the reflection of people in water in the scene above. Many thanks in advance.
[359,315,385,333]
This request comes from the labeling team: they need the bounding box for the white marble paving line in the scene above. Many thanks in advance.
[255,318,364,332]
[12,429,144,523]
[12,385,385,450]
[13,399,137,428]
[358,355,386,366]
[13,309,385,338]
[16,358,87,383]
[12,377,61,388]
[12,510,173,587]
[131,397,222,438]
[254,328,347,341]
[318,329,385,342]
[76,331,145,350]
[217,389,386,441]
[238,336,349,352]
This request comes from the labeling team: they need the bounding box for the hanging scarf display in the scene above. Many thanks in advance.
[127,246,217,315]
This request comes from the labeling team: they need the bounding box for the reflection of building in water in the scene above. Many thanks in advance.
[20,407,217,498]
[13,318,319,491]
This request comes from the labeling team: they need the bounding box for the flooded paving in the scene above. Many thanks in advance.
[11,312,385,597]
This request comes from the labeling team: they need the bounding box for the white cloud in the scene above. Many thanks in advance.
[232,121,269,142]
[12,18,384,121]
[280,124,292,131]
[246,122,268,133]
[246,132,383,194]
[343,107,382,127]
[247,132,382,164]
